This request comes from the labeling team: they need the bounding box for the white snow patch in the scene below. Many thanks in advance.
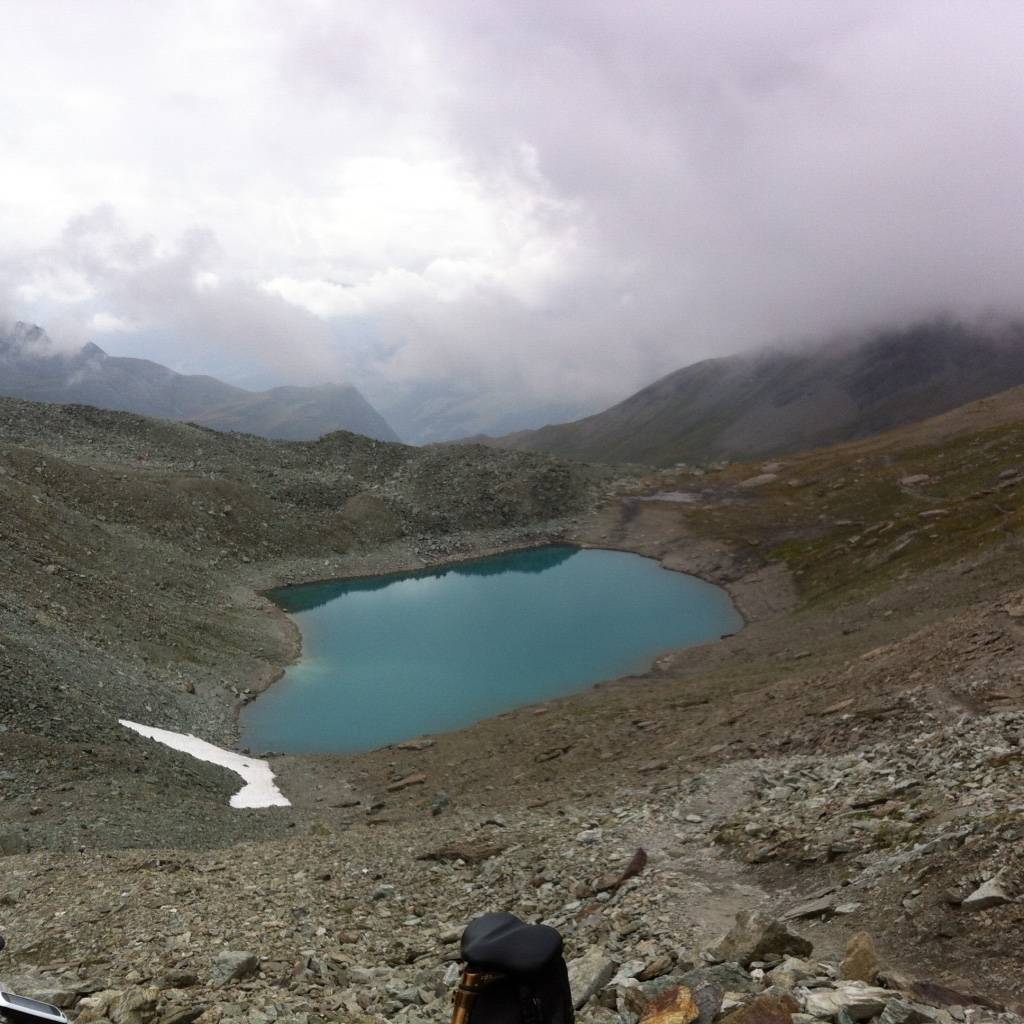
[119,719,291,809]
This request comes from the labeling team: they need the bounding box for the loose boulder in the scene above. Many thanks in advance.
[960,874,1011,912]
[840,932,880,984]
[210,951,259,987]
[767,957,816,991]
[680,964,760,995]
[691,980,726,1024]
[567,948,617,1009]
[804,983,890,1021]
[708,911,812,967]
[719,994,801,1024]
[878,999,936,1024]
[639,985,701,1024]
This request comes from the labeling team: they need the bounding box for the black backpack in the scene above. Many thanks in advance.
[454,913,575,1024]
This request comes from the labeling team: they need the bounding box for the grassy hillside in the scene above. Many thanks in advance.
[644,382,1024,606]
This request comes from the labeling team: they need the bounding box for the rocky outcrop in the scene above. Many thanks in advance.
[708,912,813,968]
[842,933,881,985]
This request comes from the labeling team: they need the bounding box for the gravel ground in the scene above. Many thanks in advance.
[1,396,1023,1020]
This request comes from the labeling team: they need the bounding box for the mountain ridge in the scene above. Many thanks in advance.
[0,321,400,442]
[487,320,1024,465]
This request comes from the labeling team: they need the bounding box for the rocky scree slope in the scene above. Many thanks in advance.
[4,388,1024,1019]
[490,320,1024,466]
[0,396,610,852]
[2,779,1021,1024]
[0,321,398,442]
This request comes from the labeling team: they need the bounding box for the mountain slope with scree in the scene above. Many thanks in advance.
[1,386,1023,1021]
[489,320,1024,466]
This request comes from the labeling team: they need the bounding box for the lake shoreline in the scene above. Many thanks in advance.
[236,531,585,724]
[236,503,792,756]
[242,542,744,756]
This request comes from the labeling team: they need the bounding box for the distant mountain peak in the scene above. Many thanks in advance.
[12,320,47,342]
[1,320,50,355]
[0,321,399,443]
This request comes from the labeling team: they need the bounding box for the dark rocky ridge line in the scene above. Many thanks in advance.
[486,320,1024,466]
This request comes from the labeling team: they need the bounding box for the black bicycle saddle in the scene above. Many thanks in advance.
[461,912,564,975]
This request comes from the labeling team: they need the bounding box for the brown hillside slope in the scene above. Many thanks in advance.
[2,388,1024,1017]
[0,397,609,851]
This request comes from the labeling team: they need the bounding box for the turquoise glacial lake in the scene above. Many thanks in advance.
[241,546,742,754]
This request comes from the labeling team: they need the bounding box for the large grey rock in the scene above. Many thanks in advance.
[680,964,760,995]
[960,874,1011,912]
[691,980,726,1024]
[782,893,838,921]
[803,983,890,1021]
[719,994,801,1024]
[878,999,936,1024]
[567,948,617,1009]
[709,911,812,968]
[5,973,102,1009]
[76,987,161,1024]
[21,986,85,1010]
[210,951,259,987]
[768,958,816,990]
[611,960,647,987]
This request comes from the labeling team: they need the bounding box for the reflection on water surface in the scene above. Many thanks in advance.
[242,546,742,754]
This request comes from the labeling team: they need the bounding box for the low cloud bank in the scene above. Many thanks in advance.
[2,3,1023,433]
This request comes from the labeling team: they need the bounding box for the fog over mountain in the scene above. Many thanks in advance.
[487,319,1024,466]
[2,3,1024,439]
[0,322,398,442]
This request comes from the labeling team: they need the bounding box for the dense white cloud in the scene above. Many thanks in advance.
[1,1,1023,436]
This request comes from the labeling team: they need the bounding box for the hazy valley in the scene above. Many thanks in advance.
[0,323,398,443]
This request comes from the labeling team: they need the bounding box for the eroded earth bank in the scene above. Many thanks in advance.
[1,393,1023,1024]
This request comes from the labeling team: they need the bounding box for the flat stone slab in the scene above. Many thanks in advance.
[804,983,890,1020]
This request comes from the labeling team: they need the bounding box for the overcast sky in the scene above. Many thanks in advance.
[2,1,1023,431]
